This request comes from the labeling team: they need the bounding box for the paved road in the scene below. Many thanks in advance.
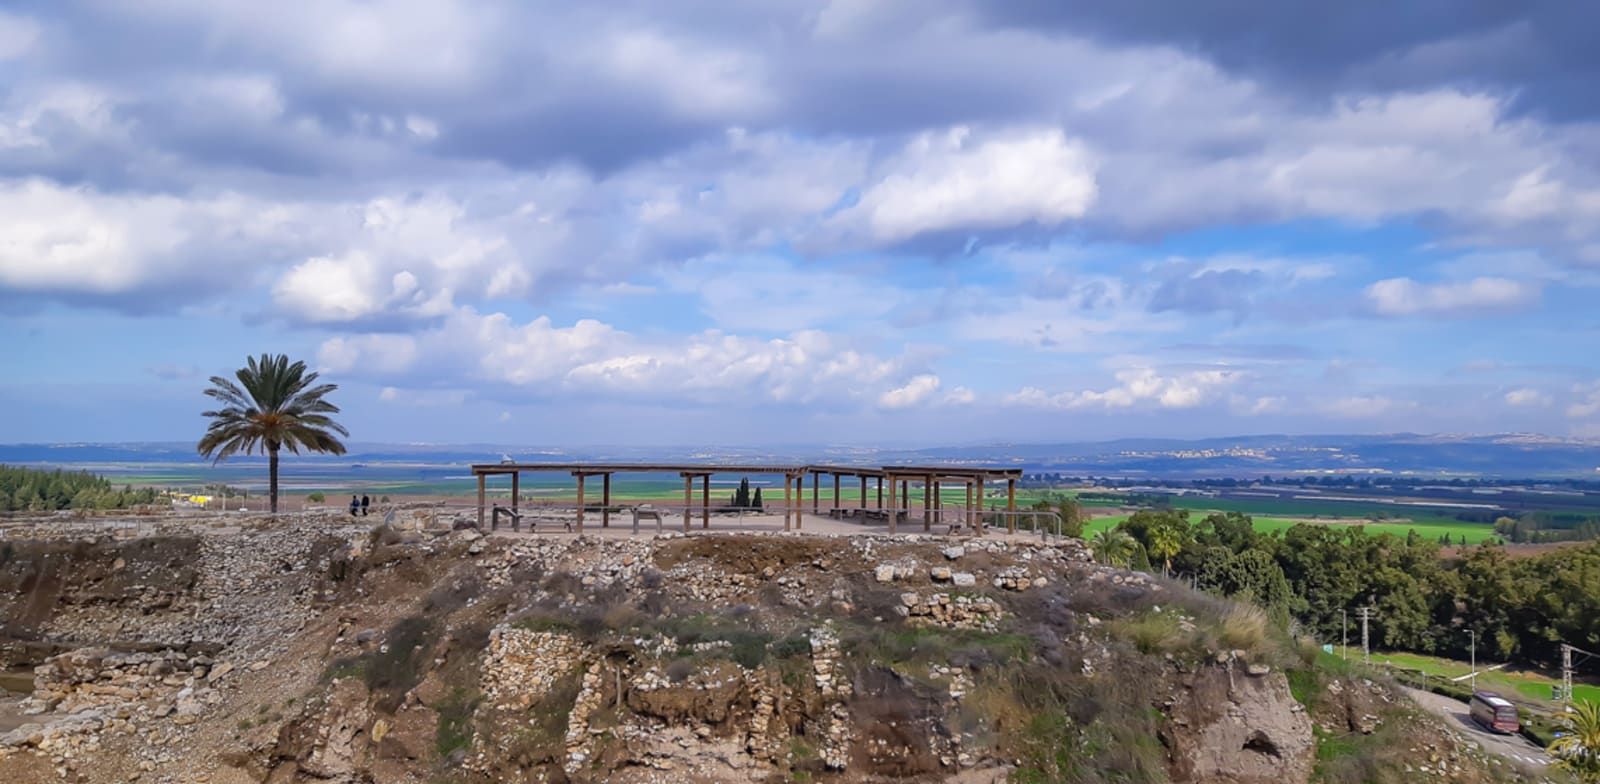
[1404,687,1552,769]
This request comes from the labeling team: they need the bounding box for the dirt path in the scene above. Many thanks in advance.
[1403,687,1551,769]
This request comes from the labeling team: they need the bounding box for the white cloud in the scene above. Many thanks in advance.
[598,29,771,119]
[138,0,505,92]
[838,126,1097,245]
[1005,367,1242,411]
[318,334,420,374]
[1233,395,1287,415]
[944,386,976,405]
[0,11,41,61]
[1504,388,1551,408]
[669,255,899,332]
[879,375,941,409]
[1568,384,1600,419]
[0,179,293,297]
[1320,396,1405,418]
[1364,276,1540,316]
[317,307,925,409]
[378,387,399,401]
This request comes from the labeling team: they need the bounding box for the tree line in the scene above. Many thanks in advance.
[0,465,162,511]
[1094,509,1600,667]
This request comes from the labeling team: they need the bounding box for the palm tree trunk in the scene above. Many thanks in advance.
[269,445,280,514]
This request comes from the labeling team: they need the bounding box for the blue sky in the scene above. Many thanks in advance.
[4,0,1600,445]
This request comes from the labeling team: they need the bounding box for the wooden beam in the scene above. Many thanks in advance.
[511,472,519,514]
[833,474,841,512]
[859,476,867,509]
[924,473,933,531]
[477,473,485,529]
[877,477,884,509]
[602,473,611,528]
[702,474,710,529]
[683,475,692,532]
[812,472,819,514]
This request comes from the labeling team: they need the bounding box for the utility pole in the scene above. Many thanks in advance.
[1563,643,1574,707]
[1356,606,1373,664]
[1558,643,1595,709]
[1468,629,1477,692]
[1340,609,1348,661]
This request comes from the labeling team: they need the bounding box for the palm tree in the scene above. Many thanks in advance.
[1090,528,1137,567]
[1550,700,1600,783]
[197,354,349,514]
[1148,523,1186,577]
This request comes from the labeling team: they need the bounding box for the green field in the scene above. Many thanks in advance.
[1373,651,1600,706]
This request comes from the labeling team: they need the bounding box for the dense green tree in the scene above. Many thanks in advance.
[0,466,159,511]
[197,354,349,514]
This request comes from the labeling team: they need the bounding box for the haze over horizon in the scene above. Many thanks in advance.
[6,2,1600,446]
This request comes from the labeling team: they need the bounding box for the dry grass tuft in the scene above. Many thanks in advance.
[1217,603,1269,656]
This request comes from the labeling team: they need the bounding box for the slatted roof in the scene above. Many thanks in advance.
[471,462,1023,479]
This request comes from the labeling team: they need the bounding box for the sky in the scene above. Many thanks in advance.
[4,1,1600,446]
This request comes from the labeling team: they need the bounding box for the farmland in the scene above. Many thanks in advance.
[1374,651,1600,707]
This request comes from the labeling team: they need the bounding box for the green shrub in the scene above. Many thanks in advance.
[365,616,435,711]
[306,492,325,503]
[1117,611,1185,655]
[435,687,479,760]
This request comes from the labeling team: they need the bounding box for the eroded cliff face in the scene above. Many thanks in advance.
[0,518,1502,784]
[229,531,1320,784]
[1162,665,1314,784]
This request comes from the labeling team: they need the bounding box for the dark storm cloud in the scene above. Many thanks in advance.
[968,0,1600,120]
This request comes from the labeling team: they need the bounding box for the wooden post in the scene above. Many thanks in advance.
[859,476,867,509]
[511,472,520,514]
[975,477,985,535]
[923,474,933,531]
[1006,478,1016,534]
[887,476,897,534]
[833,474,841,512]
[477,473,485,529]
[682,475,692,532]
[783,474,792,532]
[812,472,819,514]
[602,473,611,528]
[702,474,710,528]
[902,480,909,512]
[576,473,586,533]
[965,481,973,530]
[933,480,941,528]
[876,477,883,508]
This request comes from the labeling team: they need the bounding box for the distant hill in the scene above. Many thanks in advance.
[2,433,1599,478]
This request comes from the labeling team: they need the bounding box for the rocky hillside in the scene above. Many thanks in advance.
[0,514,1554,783]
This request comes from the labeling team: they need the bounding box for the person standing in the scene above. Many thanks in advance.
[360,494,370,516]
[349,495,359,517]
